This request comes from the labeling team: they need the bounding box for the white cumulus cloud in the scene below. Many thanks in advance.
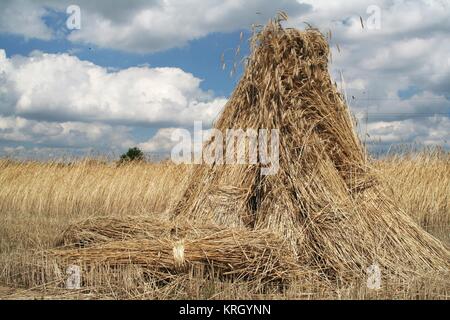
[0,49,226,127]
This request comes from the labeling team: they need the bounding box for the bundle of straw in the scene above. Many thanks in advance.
[172,16,449,281]
[57,215,217,247]
[51,227,300,282]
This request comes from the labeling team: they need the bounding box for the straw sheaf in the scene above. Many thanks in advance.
[172,18,450,280]
[51,225,301,282]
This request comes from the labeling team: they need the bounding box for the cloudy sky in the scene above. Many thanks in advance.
[0,0,449,159]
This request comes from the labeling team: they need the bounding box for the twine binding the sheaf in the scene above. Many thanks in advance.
[172,240,185,268]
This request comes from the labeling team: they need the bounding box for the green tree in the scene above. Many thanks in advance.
[120,147,145,163]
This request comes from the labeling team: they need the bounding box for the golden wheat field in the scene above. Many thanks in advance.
[0,150,448,300]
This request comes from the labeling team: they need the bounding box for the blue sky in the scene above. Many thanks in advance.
[0,0,449,159]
